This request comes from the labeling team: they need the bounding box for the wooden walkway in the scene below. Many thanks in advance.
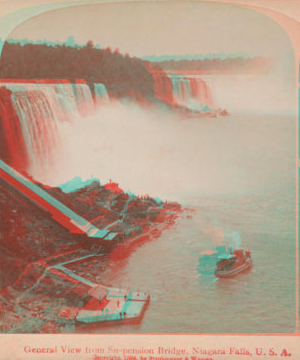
[0,159,118,240]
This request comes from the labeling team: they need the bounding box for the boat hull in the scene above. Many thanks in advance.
[215,259,253,278]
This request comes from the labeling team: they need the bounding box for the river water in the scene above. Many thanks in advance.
[73,113,296,334]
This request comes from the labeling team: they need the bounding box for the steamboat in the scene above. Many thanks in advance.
[197,245,253,278]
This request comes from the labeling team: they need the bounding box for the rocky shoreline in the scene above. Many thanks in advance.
[0,177,181,333]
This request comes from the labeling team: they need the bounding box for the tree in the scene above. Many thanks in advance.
[66,36,76,48]
[86,40,94,49]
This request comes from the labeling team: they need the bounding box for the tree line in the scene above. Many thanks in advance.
[0,41,155,100]
[150,56,270,74]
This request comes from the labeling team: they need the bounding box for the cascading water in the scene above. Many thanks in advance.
[1,83,64,178]
[50,83,80,122]
[12,90,61,173]
[0,81,98,179]
[168,74,213,111]
[152,72,213,111]
[0,87,28,172]
[152,72,173,104]
[94,83,110,107]
[72,81,94,118]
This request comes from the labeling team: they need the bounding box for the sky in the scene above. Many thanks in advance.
[7,1,294,62]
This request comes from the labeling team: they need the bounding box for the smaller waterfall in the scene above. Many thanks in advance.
[72,80,94,117]
[152,72,174,104]
[94,83,110,107]
[169,74,213,111]
[152,72,213,111]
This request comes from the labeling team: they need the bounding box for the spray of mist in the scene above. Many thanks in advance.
[36,89,294,202]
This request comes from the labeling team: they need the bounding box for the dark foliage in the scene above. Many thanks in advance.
[0,41,155,100]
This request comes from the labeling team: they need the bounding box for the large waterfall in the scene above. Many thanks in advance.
[10,88,62,175]
[0,81,109,178]
[152,72,213,111]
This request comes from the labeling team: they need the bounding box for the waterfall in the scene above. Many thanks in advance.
[94,83,110,107]
[72,81,94,117]
[0,81,95,178]
[190,77,213,109]
[152,72,213,111]
[1,83,63,178]
[168,74,213,111]
[51,83,79,122]
[0,87,28,172]
[152,72,174,104]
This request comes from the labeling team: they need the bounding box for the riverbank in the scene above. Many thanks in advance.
[0,176,181,333]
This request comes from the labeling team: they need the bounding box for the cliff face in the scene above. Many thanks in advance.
[0,179,82,290]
